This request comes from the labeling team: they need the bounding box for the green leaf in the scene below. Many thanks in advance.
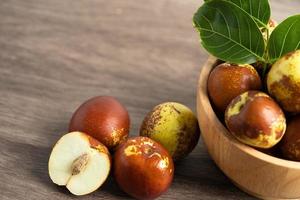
[204,0,271,27]
[226,0,270,27]
[193,0,265,64]
[268,15,300,63]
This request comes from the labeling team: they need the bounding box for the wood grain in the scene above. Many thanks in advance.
[0,0,299,199]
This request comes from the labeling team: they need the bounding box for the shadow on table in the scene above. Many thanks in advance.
[1,137,70,193]
[2,129,253,199]
[2,125,130,199]
[172,141,255,200]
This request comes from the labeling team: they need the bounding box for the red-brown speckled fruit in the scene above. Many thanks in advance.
[281,116,300,161]
[225,91,286,149]
[69,96,130,150]
[114,137,174,200]
[267,50,300,113]
[140,102,200,161]
[208,63,262,113]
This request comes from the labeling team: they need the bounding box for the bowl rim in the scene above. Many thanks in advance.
[198,56,300,169]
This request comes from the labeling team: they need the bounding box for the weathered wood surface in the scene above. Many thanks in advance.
[0,0,299,199]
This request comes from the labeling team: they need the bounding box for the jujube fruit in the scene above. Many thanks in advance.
[69,96,130,150]
[114,137,174,200]
[225,91,286,149]
[267,50,300,113]
[140,102,200,160]
[281,116,300,161]
[208,63,262,113]
[48,132,111,195]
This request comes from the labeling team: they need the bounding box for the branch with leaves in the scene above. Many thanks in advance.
[193,0,300,67]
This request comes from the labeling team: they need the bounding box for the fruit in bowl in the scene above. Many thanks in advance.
[208,63,262,113]
[197,57,300,200]
[193,0,300,159]
[193,0,300,199]
[280,116,300,161]
[225,91,286,149]
[267,50,300,113]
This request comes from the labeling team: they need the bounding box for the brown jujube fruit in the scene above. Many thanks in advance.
[69,96,130,150]
[281,116,300,161]
[208,63,262,113]
[114,137,174,200]
[225,91,286,149]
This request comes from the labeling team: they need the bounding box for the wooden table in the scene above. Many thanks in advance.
[1,0,299,199]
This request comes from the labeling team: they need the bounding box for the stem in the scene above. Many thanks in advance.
[261,22,271,78]
[254,18,268,29]
[262,62,268,78]
[266,26,270,42]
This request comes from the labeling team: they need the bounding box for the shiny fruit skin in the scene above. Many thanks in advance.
[114,137,174,200]
[140,102,200,160]
[69,96,130,150]
[281,116,300,161]
[267,50,300,113]
[208,63,262,113]
[225,91,286,149]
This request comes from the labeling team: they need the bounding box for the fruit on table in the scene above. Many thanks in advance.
[225,91,286,149]
[281,116,300,161]
[208,63,262,113]
[48,132,111,195]
[114,137,174,200]
[140,102,200,160]
[267,50,300,113]
[69,96,130,150]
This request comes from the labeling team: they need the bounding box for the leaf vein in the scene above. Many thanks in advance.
[200,14,214,31]
[218,44,237,56]
[199,28,262,59]
[249,0,252,15]
[272,37,276,59]
[279,20,298,57]
[203,40,231,48]
[201,32,216,39]
[257,1,261,19]
[261,11,268,22]
[295,40,300,50]
[227,49,246,59]
[210,7,231,38]
[245,16,252,50]
[237,53,253,60]
[232,8,242,44]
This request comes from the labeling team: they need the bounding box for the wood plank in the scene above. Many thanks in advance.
[0,0,299,199]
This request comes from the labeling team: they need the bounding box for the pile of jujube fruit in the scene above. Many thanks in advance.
[208,49,300,160]
[48,96,200,199]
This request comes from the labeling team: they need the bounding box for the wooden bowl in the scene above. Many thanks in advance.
[197,57,300,200]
